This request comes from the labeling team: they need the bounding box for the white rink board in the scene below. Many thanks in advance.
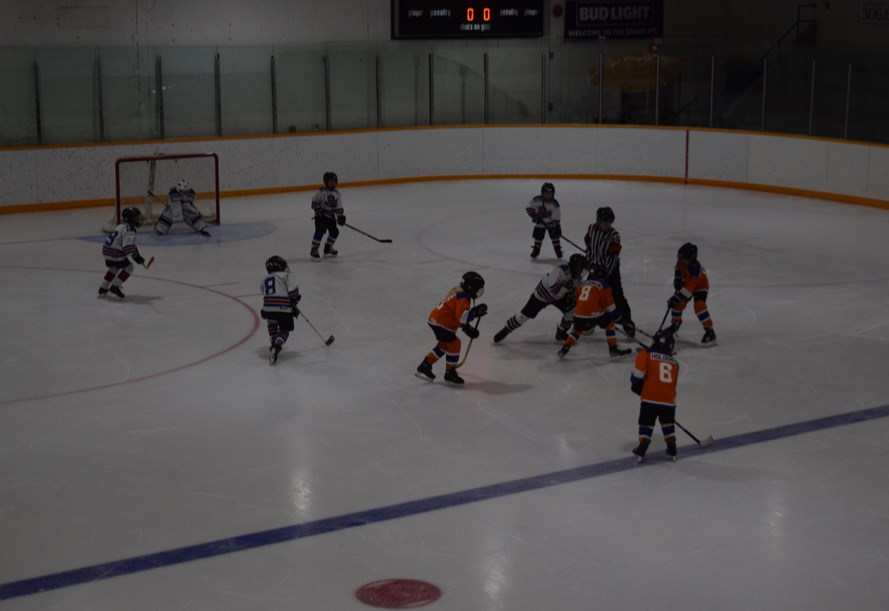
[1,126,888,209]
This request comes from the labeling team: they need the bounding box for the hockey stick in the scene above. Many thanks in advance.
[561,235,586,253]
[657,306,671,332]
[295,308,335,346]
[343,222,393,243]
[142,256,155,270]
[455,304,482,369]
[675,419,714,447]
[616,326,648,349]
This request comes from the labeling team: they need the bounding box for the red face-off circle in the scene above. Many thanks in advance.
[355,579,443,608]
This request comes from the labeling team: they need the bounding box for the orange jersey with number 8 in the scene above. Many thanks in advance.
[632,349,679,406]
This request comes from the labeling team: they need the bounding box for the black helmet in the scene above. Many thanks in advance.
[121,207,144,227]
[596,206,615,223]
[678,242,698,261]
[541,182,555,197]
[568,254,587,277]
[651,329,675,353]
[265,255,288,273]
[588,262,608,279]
[323,172,338,188]
[460,271,485,298]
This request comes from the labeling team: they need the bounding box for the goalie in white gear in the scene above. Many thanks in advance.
[154,179,211,236]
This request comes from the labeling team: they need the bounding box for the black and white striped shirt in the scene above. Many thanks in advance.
[584,223,622,275]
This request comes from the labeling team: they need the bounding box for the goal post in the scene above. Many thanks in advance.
[104,152,220,232]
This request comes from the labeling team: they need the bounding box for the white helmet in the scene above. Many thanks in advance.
[176,179,191,192]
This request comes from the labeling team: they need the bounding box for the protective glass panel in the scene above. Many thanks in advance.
[156,46,216,138]
[0,48,38,145]
[430,45,484,125]
[219,46,273,136]
[328,44,378,130]
[378,45,430,128]
[274,45,326,133]
[99,47,155,142]
[36,47,98,144]
[488,43,544,124]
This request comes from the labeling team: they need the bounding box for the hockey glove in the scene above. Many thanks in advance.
[623,321,636,337]
[337,215,346,226]
[631,380,644,396]
[462,324,480,339]
[667,294,683,308]
[132,254,145,266]
[673,271,684,291]
[291,306,300,319]
[470,303,488,319]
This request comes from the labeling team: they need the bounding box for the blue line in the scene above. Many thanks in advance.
[3,403,888,601]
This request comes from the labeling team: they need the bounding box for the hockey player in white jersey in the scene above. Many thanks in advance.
[98,207,147,299]
[154,179,211,236]
[310,171,346,258]
[526,182,563,259]
[493,254,587,343]
[261,255,301,365]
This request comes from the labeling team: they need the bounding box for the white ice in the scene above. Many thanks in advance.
[2,179,889,610]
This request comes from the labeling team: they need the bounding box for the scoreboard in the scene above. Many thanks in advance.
[392,1,545,39]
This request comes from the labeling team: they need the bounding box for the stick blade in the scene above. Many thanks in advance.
[380,239,393,243]
[699,435,715,447]
[325,335,335,346]
[143,256,155,269]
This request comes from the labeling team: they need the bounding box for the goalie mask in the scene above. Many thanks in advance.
[265,255,289,273]
[121,207,144,227]
[460,271,485,298]
[176,179,191,193]
[323,172,338,189]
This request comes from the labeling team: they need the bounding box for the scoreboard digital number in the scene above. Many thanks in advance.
[392,1,545,39]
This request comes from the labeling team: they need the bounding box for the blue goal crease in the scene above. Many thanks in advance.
[2,403,888,601]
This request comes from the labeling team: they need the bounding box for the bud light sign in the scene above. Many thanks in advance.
[565,0,663,39]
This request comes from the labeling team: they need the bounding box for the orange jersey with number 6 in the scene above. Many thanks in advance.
[632,349,679,407]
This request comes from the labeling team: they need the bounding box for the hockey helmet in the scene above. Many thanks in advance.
[651,329,675,353]
[588,262,608,279]
[323,172,338,188]
[265,255,288,273]
[541,182,555,199]
[176,179,191,193]
[460,271,485,298]
[121,207,144,227]
[596,206,615,224]
[568,254,587,278]
[678,242,698,262]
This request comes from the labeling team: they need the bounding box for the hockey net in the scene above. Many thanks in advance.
[103,153,220,232]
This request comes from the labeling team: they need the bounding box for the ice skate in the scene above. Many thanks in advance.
[557,344,571,359]
[609,345,632,360]
[109,286,125,299]
[666,438,678,462]
[324,244,338,257]
[97,287,108,297]
[310,247,320,259]
[200,229,212,237]
[632,439,650,463]
[415,359,435,382]
[269,343,282,365]
[493,327,511,343]
[554,244,563,259]
[701,328,717,346]
[443,368,464,387]
[555,328,569,342]
[530,245,540,258]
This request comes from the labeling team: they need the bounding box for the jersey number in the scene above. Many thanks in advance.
[578,285,592,301]
[659,362,674,383]
[263,277,277,295]
[103,230,119,247]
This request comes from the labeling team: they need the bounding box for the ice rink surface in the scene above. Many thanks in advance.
[2,179,889,610]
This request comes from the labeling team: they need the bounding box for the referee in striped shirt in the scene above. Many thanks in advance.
[584,206,636,337]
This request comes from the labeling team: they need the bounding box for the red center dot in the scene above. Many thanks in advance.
[355,579,443,609]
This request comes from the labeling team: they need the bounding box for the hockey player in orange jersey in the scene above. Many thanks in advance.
[668,242,716,345]
[416,271,487,387]
[557,264,633,360]
[630,329,680,462]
